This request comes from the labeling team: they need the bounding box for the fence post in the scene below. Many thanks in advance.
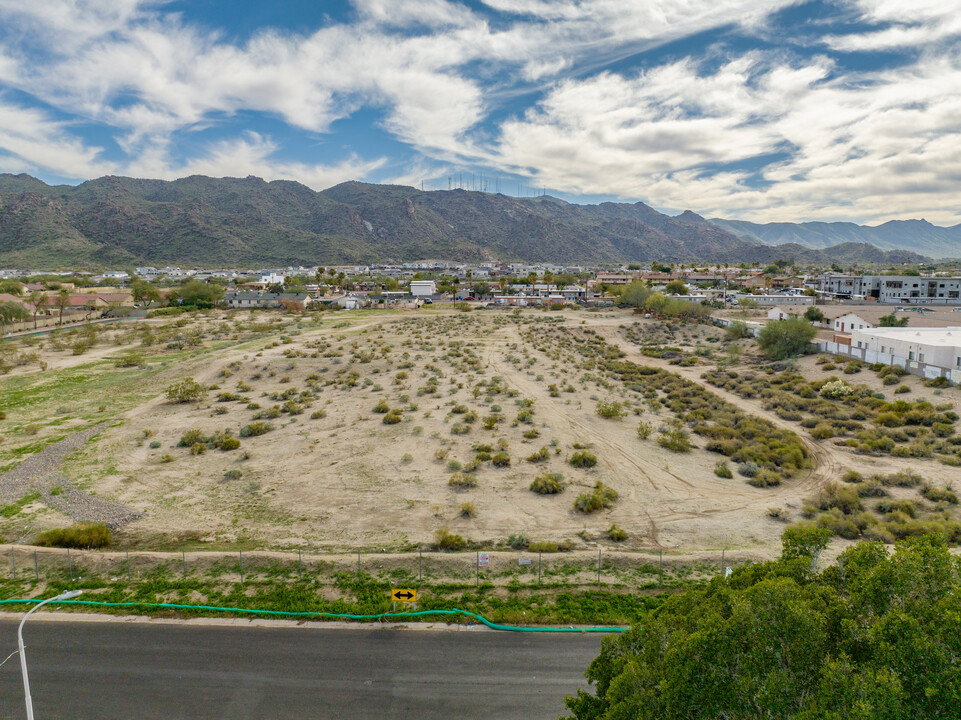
[239,550,244,583]
[182,550,186,578]
[475,551,479,587]
[538,551,542,586]
[298,550,302,581]
[34,550,39,581]
[419,551,422,583]
[357,552,361,582]
[11,546,15,578]
[127,550,131,582]
[659,549,663,586]
[597,548,601,586]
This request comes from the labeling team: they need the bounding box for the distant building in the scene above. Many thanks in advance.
[409,280,437,297]
[223,292,313,309]
[833,313,873,333]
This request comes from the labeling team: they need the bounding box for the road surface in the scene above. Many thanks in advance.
[0,617,604,719]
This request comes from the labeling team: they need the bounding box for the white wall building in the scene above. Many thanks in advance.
[409,280,437,297]
[849,327,961,378]
[260,272,286,285]
[833,313,873,333]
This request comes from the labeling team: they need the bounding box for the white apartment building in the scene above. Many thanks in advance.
[817,274,961,303]
[409,280,437,297]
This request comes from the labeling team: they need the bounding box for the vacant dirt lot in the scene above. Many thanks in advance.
[2,307,958,555]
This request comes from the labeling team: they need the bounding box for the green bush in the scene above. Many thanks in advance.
[526,446,550,463]
[569,451,598,468]
[657,427,692,452]
[596,400,626,419]
[223,469,243,481]
[738,461,760,478]
[434,527,466,550]
[574,481,619,513]
[491,452,511,467]
[714,462,733,478]
[383,410,403,424]
[219,436,241,451]
[165,377,207,403]
[240,421,273,437]
[373,400,390,413]
[35,523,110,549]
[448,472,477,489]
[530,472,565,494]
[528,540,559,552]
[636,420,653,439]
[607,524,628,541]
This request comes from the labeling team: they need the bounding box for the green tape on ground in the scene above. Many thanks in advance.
[0,599,626,633]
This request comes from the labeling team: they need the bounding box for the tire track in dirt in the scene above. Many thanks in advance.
[595,324,843,497]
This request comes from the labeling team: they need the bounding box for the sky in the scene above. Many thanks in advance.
[0,0,959,225]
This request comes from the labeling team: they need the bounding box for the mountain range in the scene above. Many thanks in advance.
[709,218,961,260]
[0,173,938,268]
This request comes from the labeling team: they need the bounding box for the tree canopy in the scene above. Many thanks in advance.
[879,313,909,327]
[565,532,961,720]
[758,316,817,359]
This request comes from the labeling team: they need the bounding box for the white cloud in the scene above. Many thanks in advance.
[489,52,961,225]
[824,0,961,51]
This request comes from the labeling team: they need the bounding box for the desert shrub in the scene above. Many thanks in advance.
[35,523,110,549]
[310,409,327,419]
[596,400,626,419]
[149,440,161,449]
[811,482,863,515]
[738,461,760,478]
[526,446,550,463]
[373,400,390,413]
[841,469,863,484]
[491,452,511,467]
[434,527,466,550]
[820,380,854,399]
[190,442,206,455]
[219,436,241,451]
[383,410,402,424]
[178,429,206,447]
[165,377,207,403]
[528,541,559,553]
[636,420,653,439]
[530,472,565,494]
[875,470,923,487]
[448,472,477,489]
[607,524,628,541]
[574,481,619,513]
[767,507,789,521]
[223,469,243,481]
[160,454,174,463]
[240,421,273,437]
[114,352,144,368]
[447,459,463,472]
[459,502,477,518]
[876,499,918,517]
[714,462,733,478]
[658,427,692,452]
[569,451,598,468]
[747,469,782,488]
[507,533,529,549]
[725,320,751,340]
[920,484,959,504]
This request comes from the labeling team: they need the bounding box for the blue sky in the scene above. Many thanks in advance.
[0,0,959,225]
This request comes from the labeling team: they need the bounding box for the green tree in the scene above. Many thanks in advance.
[131,279,161,309]
[616,281,652,308]
[168,279,225,309]
[472,281,491,298]
[665,279,689,295]
[164,377,207,403]
[804,307,825,323]
[879,313,909,327]
[0,301,29,334]
[27,291,47,329]
[54,288,71,325]
[564,534,961,720]
[725,319,751,340]
[757,315,817,360]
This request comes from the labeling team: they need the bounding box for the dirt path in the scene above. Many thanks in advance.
[0,422,140,529]
[592,323,843,494]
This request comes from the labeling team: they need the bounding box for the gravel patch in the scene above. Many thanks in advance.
[0,422,141,529]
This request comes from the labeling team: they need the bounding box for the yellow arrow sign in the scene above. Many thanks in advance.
[391,588,417,602]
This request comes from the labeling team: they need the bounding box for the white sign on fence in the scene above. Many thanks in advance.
[478,552,490,567]
[518,558,532,566]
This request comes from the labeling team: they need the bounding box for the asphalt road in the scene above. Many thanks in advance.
[0,618,604,720]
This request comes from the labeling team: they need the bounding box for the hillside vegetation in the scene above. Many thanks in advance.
[0,174,927,267]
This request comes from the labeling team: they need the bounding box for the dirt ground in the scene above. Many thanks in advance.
[2,307,958,556]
